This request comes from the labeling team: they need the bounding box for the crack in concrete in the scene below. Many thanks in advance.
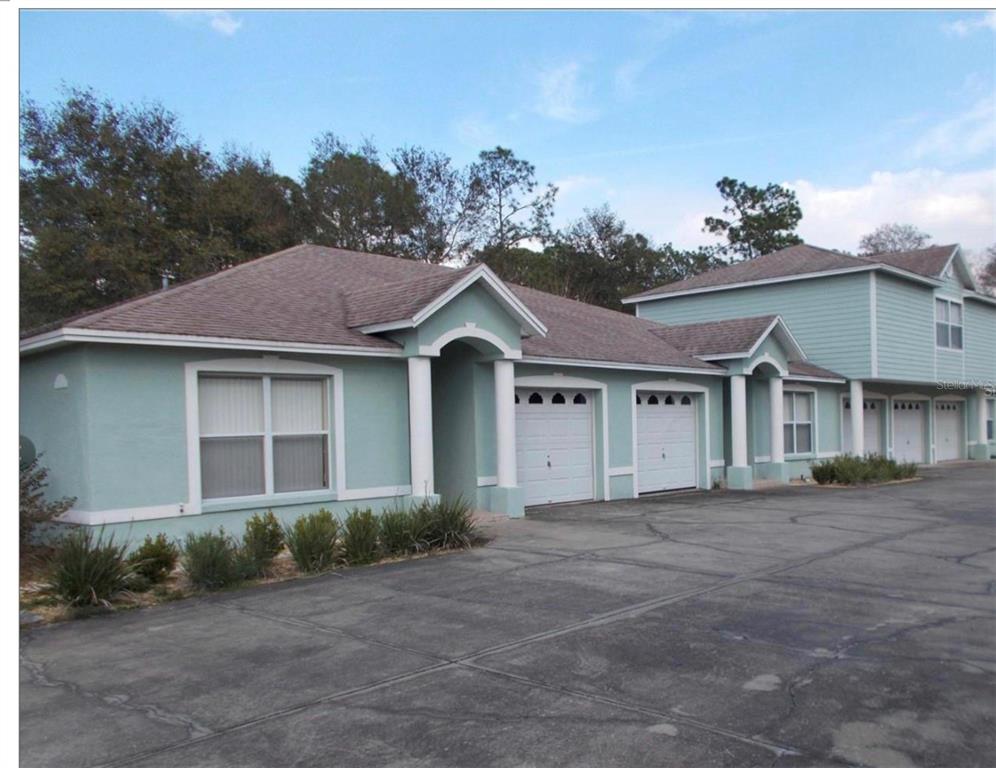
[20,636,213,740]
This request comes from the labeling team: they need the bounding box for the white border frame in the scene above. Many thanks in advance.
[514,374,611,504]
[630,379,710,495]
[419,324,521,359]
[184,357,346,516]
[782,383,819,460]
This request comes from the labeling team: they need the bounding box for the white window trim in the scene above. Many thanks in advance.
[185,357,346,515]
[783,386,816,458]
[630,379,710,495]
[934,297,964,352]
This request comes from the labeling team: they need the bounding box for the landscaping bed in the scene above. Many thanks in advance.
[810,454,919,486]
[20,498,485,626]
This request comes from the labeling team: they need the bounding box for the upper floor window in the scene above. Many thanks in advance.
[198,374,329,500]
[783,391,813,455]
[935,298,963,350]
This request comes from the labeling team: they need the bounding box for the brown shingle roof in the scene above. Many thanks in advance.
[626,245,865,300]
[26,244,720,371]
[787,360,845,380]
[861,244,957,279]
[512,284,719,369]
[648,315,778,357]
[345,266,475,328]
[626,243,966,302]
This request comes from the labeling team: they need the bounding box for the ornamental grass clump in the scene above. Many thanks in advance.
[378,507,417,557]
[241,511,284,577]
[47,528,132,607]
[811,454,918,485]
[342,508,380,565]
[127,533,179,584]
[425,496,479,550]
[284,509,339,573]
[181,530,244,589]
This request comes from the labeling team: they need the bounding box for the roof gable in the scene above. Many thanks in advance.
[649,314,806,362]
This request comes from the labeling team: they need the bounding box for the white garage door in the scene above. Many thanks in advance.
[842,398,884,456]
[515,388,594,506]
[893,400,925,464]
[934,401,964,462]
[636,392,697,494]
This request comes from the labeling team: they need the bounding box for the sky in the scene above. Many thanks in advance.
[18,9,996,257]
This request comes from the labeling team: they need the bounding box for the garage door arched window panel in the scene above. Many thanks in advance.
[528,392,543,404]
[573,393,587,405]
[663,395,674,405]
[783,391,813,456]
[552,392,566,404]
[647,395,659,405]
[680,395,692,406]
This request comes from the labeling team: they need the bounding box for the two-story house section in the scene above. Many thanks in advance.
[625,244,996,474]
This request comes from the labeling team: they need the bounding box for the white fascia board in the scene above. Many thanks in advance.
[784,374,847,385]
[744,315,806,362]
[620,264,879,304]
[412,264,547,338]
[964,291,996,306]
[521,355,726,376]
[19,328,405,358]
[943,246,979,292]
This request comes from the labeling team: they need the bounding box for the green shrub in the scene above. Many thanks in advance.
[425,496,478,549]
[127,533,179,583]
[181,530,243,589]
[379,507,418,556]
[241,511,284,577]
[342,508,380,565]
[284,509,339,573]
[46,528,132,606]
[811,454,919,486]
[20,455,76,546]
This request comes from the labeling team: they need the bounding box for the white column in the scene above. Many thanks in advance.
[769,376,785,464]
[978,389,989,449]
[731,374,748,468]
[494,359,517,487]
[408,356,434,496]
[849,379,865,457]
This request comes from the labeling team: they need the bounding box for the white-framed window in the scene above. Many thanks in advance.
[198,374,330,500]
[783,391,813,455]
[935,298,963,350]
[987,399,994,442]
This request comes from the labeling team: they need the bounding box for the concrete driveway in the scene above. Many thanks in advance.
[20,464,996,768]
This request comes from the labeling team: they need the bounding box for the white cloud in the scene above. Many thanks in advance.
[452,115,497,149]
[942,11,996,37]
[535,62,597,123]
[911,97,995,163]
[164,11,242,37]
[614,59,647,101]
[553,174,603,197]
[787,169,996,252]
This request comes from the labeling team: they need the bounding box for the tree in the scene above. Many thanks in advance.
[20,88,219,328]
[468,147,557,255]
[703,176,803,260]
[390,146,479,263]
[979,245,996,296]
[300,133,421,257]
[858,223,932,255]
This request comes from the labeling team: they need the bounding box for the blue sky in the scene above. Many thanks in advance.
[19,9,996,254]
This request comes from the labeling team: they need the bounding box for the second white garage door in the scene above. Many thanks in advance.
[636,392,697,493]
[893,400,926,464]
[515,388,594,506]
[934,401,964,462]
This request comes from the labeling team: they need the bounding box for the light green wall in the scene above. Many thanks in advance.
[20,344,413,515]
[19,346,92,507]
[748,377,845,462]
[432,342,480,503]
[965,299,996,385]
[876,274,934,381]
[398,283,523,356]
[637,272,873,379]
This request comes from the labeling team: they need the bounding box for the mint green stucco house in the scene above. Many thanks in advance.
[19,243,994,541]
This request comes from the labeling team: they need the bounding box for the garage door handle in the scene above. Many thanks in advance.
[547,458,552,468]
[661,451,666,460]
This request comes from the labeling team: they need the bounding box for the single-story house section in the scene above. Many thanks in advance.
[19,243,993,540]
